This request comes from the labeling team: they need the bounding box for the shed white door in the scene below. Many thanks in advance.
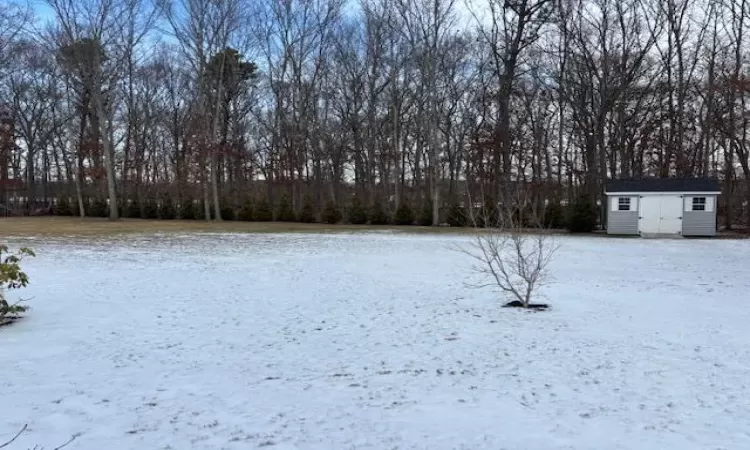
[638,195,683,234]
[639,197,662,234]
[659,195,683,234]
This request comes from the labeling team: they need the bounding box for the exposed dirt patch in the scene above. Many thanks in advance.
[503,300,550,310]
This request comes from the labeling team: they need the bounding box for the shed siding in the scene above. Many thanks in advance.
[682,195,718,236]
[607,197,639,234]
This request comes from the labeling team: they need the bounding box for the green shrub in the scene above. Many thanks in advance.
[126,201,141,218]
[347,197,368,224]
[54,197,72,216]
[159,199,176,220]
[276,195,296,222]
[220,205,236,221]
[394,202,415,226]
[567,194,598,233]
[88,199,108,218]
[480,199,499,228]
[237,201,253,221]
[512,206,533,228]
[544,201,566,229]
[322,201,343,224]
[253,198,273,222]
[0,245,35,325]
[369,200,390,225]
[180,200,197,220]
[446,203,467,227]
[142,201,159,219]
[298,196,317,223]
[417,200,433,226]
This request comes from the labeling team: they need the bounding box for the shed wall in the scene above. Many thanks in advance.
[606,196,639,235]
[682,195,718,236]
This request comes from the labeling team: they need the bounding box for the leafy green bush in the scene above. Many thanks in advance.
[159,198,176,220]
[180,200,197,220]
[347,197,368,224]
[220,205,236,221]
[567,194,598,233]
[253,198,273,222]
[54,197,72,216]
[369,200,390,225]
[142,201,159,219]
[322,201,343,224]
[544,201,566,229]
[237,201,253,221]
[417,200,433,226]
[446,204,467,227]
[480,199,499,228]
[512,206,534,228]
[298,196,317,223]
[0,245,35,325]
[276,195,296,222]
[394,202,415,226]
[124,201,141,219]
[88,199,108,218]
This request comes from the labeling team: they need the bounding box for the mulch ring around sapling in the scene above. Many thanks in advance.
[0,317,22,327]
[503,300,550,311]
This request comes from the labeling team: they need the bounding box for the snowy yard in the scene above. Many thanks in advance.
[2,232,750,450]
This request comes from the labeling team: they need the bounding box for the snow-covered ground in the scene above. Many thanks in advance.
[2,232,750,450]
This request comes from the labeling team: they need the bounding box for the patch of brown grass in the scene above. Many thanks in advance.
[0,217,472,238]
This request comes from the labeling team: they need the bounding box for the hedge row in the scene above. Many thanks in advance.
[51,194,599,232]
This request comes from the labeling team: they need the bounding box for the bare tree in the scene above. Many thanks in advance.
[0,0,746,228]
[461,192,558,309]
[48,0,157,220]
[469,0,555,202]
[395,0,458,225]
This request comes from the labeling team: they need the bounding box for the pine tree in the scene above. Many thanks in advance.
[347,197,368,224]
[482,198,499,228]
[89,199,108,218]
[253,198,273,222]
[416,200,432,226]
[567,194,598,233]
[221,205,236,221]
[394,202,415,225]
[124,201,141,219]
[159,198,177,220]
[237,201,253,221]
[322,201,343,224]
[544,201,566,229]
[446,203,467,227]
[54,197,72,216]
[180,200,197,220]
[142,201,159,219]
[276,194,296,222]
[298,196,317,223]
[369,200,390,225]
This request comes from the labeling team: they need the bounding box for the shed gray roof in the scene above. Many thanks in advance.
[605,178,721,193]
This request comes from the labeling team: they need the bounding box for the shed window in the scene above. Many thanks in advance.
[692,197,706,211]
[618,197,631,211]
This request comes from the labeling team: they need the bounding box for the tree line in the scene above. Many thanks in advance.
[0,0,748,228]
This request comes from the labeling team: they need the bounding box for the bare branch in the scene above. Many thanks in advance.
[53,433,81,450]
[460,189,558,308]
[0,424,27,449]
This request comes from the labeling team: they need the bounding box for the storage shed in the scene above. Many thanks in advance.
[604,178,721,237]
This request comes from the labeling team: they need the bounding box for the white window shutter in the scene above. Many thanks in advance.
[706,196,715,212]
[684,196,692,212]
[630,197,638,212]
[610,197,618,212]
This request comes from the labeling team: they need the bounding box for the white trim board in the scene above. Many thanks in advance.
[605,191,721,196]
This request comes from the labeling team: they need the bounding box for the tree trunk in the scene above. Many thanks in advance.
[92,77,118,220]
